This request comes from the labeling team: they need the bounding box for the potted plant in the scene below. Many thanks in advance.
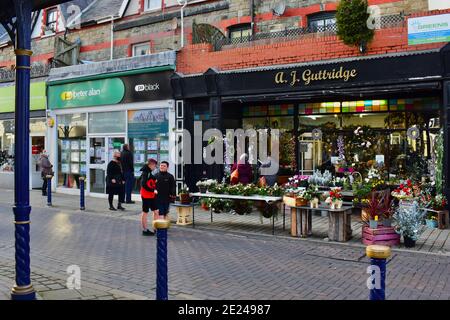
[196,180,208,193]
[324,187,343,210]
[364,193,384,229]
[303,186,320,208]
[381,192,394,227]
[425,212,438,229]
[394,201,426,248]
[178,186,191,204]
[200,198,209,211]
[391,180,414,201]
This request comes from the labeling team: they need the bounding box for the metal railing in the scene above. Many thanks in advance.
[213,14,405,51]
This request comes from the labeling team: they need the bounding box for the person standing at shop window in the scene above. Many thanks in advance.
[39,150,53,196]
[155,161,176,219]
[140,158,159,236]
[121,144,135,204]
[106,151,126,211]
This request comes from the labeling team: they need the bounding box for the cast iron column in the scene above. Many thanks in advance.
[11,0,35,300]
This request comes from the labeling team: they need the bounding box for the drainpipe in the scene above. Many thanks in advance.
[110,15,114,60]
[250,0,255,35]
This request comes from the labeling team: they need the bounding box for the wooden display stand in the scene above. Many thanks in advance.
[328,210,352,242]
[176,206,193,226]
[362,225,400,246]
[290,208,312,238]
[438,210,449,229]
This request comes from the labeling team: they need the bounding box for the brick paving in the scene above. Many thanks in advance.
[0,189,449,300]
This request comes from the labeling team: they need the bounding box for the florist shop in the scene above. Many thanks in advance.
[172,46,450,198]
[46,54,175,197]
[0,80,47,189]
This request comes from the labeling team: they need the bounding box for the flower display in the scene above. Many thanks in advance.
[394,201,426,241]
[391,180,414,199]
[196,179,218,188]
[324,187,342,204]
[308,170,333,187]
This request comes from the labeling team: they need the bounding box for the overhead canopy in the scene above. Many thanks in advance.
[0,0,72,23]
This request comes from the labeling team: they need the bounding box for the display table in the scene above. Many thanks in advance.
[288,205,353,242]
[172,202,194,226]
[189,192,283,235]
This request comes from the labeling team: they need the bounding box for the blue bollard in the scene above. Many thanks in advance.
[366,245,391,300]
[46,175,52,207]
[153,219,170,300]
[79,177,85,211]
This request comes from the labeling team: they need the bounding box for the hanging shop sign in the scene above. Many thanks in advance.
[48,71,173,109]
[0,81,47,113]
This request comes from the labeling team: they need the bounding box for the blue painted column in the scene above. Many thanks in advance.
[47,175,52,206]
[153,219,170,300]
[80,177,86,210]
[366,245,391,301]
[11,0,35,300]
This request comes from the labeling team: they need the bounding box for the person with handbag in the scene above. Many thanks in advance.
[106,151,126,211]
[230,153,253,185]
[39,150,53,196]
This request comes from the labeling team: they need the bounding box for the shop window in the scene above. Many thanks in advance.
[144,0,162,12]
[57,114,87,189]
[44,8,58,34]
[228,23,252,42]
[0,120,15,172]
[299,102,341,114]
[308,12,336,32]
[341,100,388,113]
[88,111,126,134]
[342,113,389,129]
[132,43,151,57]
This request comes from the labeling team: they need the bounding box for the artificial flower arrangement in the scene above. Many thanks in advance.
[324,187,343,209]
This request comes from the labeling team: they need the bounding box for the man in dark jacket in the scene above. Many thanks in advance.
[140,158,158,236]
[155,161,176,218]
[121,144,135,204]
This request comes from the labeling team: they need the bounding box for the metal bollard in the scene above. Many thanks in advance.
[46,175,52,207]
[366,245,391,300]
[79,177,85,211]
[153,219,170,300]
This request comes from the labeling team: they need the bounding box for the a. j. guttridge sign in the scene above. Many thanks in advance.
[275,66,358,86]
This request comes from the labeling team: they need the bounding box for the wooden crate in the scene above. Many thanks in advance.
[438,210,449,229]
[290,208,312,238]
[283,196,307,207]
[328,210,352,242]
[362,225,400,246]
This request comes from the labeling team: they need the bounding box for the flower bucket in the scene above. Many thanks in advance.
[198,186,207,193]
[179,193,191,204]
[403,236,416,248]
[310,198,319,209]
[425,219,438,229]
[330,200,342,210]
[369,219,378,229]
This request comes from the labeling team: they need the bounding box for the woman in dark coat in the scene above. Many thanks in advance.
[231,153,253,185]
[106,151,125,211]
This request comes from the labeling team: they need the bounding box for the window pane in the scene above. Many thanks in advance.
[57,113,87,189]
[145,0,161,11]
[133,44,150,56]
[88,111,126,134]
[342,113,389,129]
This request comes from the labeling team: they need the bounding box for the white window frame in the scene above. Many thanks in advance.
[132,42,151,57]
[144,0,162,12]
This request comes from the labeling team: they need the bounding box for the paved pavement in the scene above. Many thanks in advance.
[0,190,450,300]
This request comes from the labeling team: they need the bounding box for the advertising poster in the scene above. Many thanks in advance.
[128,109,169,139]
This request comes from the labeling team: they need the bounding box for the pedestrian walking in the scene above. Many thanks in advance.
[106,151,125,211]
[140,158,159,236]
[155,161,176,219]
[39,150,53,196]
[121,144,135,204]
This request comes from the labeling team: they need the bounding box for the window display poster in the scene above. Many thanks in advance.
[134,152,145,164]
[61,152,69,162]
[71,163,80,174]
[80,140,87,150]
[62,140,70,150]
[61,163,70,174]
[376,155,385,164]
[128,109,169,138]
[71,152,80,162]
[80,152,86,162]
[134,139,146,151]
[80,164,87,175]
[71,140,80,150]
[147,140,158,151]
[148,153,158,161]
[160,139,169,151]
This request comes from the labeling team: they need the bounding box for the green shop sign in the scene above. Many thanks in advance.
[0,82,46,113]
[48,78,125,109]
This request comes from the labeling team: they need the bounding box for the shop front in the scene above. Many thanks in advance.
[172,46,450,197]
[0,80,48,189]
[47,68,174,197]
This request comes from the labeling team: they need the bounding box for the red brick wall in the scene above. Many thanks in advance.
[177,9,450,75]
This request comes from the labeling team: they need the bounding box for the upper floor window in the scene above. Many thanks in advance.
[228,23,252,41]
[144,0,162,12]
[132,43,151,56]
[308,12,336,32]
[45,8,58,33]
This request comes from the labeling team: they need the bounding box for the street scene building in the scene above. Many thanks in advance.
[1,0,450,303]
